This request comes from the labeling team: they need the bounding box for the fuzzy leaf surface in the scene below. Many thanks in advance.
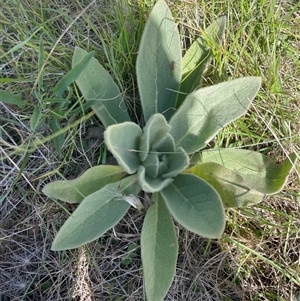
[104,122,142,174]
[43,165,126,203]
[51,175,140,250]
[139,114,171,161]
[161,174,225,238]
[72,47,130,127]
[161,147,189,178]
[178,16,226,107]
[152,133,175,152]
[189,162,264,207]
[170,77,261,154]
[136,0,181,121]
[137,166,173,193]
[141,193,178,301]
[200,149,297,195]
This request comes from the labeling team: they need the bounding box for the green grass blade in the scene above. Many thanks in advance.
[30,106,43,132]
[53,50,95,98]
[37,35,44,94]
[0,27,42,59]
[178,16,226,107]
[0,89,24,108]
[49,116,65,158]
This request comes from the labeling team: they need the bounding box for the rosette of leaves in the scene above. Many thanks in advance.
[43,1,297,300]
[104,113,189,193]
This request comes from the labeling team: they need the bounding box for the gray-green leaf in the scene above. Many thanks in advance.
[170,77,261,154]
[139,113,171,161]
[137,166,173,193]
[200,149,297,195]
[104,122,142,174]
[188,162,264,207]
[43,165,126,203]
[161,173,225,238]
[136,0,181,121]
[72,47,130,127]
[141,193,178,301]
[51,175,140,250]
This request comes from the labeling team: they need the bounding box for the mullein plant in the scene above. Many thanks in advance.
[43,1,297,300]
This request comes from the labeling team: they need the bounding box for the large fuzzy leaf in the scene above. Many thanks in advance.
[188,162,264,207]
[43,165,126,204]
[177,16,226,107]
[141,193,178,301]
[104,122,142,174]
[136,0,181,122]
[51,175,140,250]
[161,174,225,238]
[161,147,189,178]
[169,77,261,154]
[72,47,130,127]
[139,113,171,161]
[200,149,297,195]
[137,166,173,193]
